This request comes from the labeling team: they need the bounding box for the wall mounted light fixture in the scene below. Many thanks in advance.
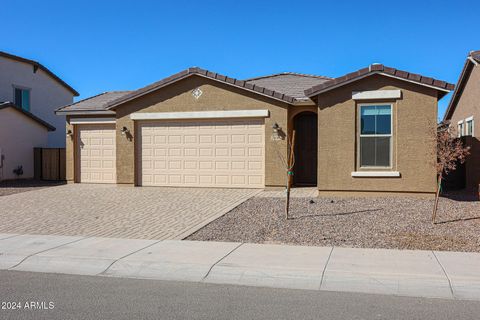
[120,126,130,136]
[271,122,283,140]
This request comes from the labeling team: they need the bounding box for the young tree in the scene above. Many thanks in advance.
[272,123,295,220]
[432,124,470,223]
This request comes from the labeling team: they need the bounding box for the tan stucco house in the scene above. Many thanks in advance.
[444,50,480,190]
[56,64,453,196]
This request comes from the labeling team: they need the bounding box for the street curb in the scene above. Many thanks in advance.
[1,233,479,301]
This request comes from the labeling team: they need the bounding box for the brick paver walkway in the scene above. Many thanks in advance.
[0,179,66,196]
[0,184,259,240]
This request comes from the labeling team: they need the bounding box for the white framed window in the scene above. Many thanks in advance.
[13,86,31,111]
[458,120,464,137]
[358,103,393,168]
[465,117,474,136]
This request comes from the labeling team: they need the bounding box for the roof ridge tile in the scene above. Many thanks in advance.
[305,64,454,98]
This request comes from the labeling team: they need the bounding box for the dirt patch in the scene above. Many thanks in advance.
[186,195,480,252]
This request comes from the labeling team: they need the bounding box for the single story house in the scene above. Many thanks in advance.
[56,64,453,196]
[0,102,55,180]
[443,50,480,190]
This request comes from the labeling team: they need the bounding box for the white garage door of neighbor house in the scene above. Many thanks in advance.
[139,118,265,188]
[77,124,116,183]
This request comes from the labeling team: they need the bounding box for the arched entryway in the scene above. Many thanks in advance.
[293,112,318,186]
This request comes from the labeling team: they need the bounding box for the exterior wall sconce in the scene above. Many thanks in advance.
[120,127,130,136]
[66,130,73,138]
[272,122,283,140]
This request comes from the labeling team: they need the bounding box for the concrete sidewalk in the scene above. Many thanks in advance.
[0,233,479,301]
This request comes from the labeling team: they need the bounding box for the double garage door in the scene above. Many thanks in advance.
[77,119,265,188]
[139,118,265,188]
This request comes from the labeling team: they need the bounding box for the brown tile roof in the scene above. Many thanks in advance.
[106,67,298,109]
[444,50,480,121]
[0,102,55,131]
[55,91,131,114]
[0,51,79,96]
[245,72,331,100]
[304,64,455,98]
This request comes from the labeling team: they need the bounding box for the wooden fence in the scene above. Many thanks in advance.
[34,148,66,181]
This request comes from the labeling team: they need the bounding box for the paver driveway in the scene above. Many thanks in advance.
[0,184,259,240]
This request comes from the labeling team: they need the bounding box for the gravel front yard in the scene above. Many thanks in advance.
[187,194,480,252]
[0,179,66,196]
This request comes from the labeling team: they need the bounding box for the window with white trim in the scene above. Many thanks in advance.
[466,117,474,136]
[359,104,392,168]
[458,121,464,137]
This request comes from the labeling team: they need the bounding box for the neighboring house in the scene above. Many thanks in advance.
[0,102,55,180]
[0,51,79,147]
[443,50,480,190]
[56,64,453,196]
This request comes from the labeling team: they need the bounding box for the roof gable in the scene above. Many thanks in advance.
[106,67,297,109]
[0,102,55,131]
[0,51,79,96]
[444,50,479,121]
[304,64,454,99]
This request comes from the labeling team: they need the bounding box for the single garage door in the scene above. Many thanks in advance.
[139,118,265,188]
[76,124,116,183]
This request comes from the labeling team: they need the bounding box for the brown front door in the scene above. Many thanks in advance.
[293,112,318,186]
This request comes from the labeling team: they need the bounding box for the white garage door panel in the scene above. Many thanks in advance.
[139,119,265,188]
[77,124,116,183]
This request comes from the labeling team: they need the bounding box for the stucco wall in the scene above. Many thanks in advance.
[0,108,49,180]
[114,75,289,186]
[65,119,75,182]
[449,65,480,189]
[315,74,438,195]
[288,105,317,133]
[0,57,74,148]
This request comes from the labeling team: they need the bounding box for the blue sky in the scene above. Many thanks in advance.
[3,0,479,119]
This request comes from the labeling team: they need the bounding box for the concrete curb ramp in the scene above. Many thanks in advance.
[0,233,479,301]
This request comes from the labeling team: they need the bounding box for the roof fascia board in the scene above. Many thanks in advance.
[107,72,294,110]
[0,51,79,96]
[0,102,56,131]
[55,110,116,116]
[378,72,450,93]
[306,71,450,97]
[443,59,474,121]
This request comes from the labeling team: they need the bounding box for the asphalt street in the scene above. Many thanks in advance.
[0,270,479,320]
